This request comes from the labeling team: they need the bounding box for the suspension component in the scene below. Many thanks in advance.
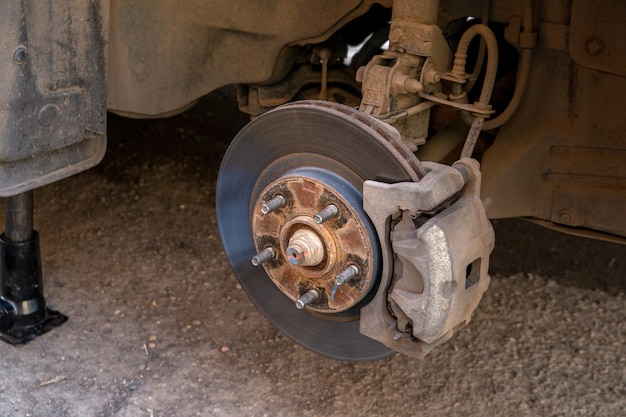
[356,0,451,151]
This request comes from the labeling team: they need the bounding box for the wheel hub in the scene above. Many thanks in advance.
[251,172,379,314]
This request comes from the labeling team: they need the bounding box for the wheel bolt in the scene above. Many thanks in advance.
[251,247,276,266]
[313,204,338,224]
[261,195,285,214]
[295,289,319,310]
[335,265,360,286]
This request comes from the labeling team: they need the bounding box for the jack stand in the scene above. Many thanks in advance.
[0,191,67,345]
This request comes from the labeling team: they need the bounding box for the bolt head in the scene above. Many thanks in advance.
[585,37,604,57]
[558,209,575,225]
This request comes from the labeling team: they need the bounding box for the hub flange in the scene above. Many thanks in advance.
[252,174,377,314]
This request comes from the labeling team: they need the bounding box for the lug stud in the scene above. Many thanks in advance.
[261,195,285,214]
[251,247,276,267]
[295,289,320,310]
[335,265,360,286]
[313,204,339,224]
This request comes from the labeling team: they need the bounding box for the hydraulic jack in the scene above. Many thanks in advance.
[0,191,67,345]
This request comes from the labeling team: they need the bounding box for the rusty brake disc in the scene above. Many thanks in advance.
[216,101,423,362]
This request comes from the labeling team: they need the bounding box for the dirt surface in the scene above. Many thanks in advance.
[0,88,625,417]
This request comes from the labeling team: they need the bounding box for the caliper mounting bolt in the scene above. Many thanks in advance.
[261,195,285,214]
[295,289,320,310]
[313,204,339,224]
[251,247,276,266]
[335,265,360,286]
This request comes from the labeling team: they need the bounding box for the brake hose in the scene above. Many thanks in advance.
[461,0,535,131]
[448,23,499,158]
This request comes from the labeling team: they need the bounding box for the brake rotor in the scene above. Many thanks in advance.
[216,101,423,361]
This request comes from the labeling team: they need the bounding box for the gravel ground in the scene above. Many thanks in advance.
[0,88,624,417]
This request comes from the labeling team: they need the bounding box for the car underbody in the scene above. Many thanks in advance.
[0,0,624,361]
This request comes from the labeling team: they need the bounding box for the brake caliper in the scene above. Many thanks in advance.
[361,158,495,358]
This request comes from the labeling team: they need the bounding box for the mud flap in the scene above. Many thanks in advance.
[0,1,108,196]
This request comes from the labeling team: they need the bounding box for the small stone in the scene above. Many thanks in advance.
[148,343,156,349]
[149,335,157,342]
[220,346,230,353]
